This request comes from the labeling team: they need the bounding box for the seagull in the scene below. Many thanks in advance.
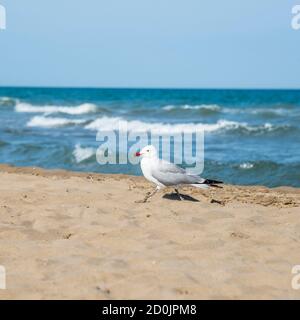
[135,145,223,202]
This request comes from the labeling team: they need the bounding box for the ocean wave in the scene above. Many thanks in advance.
[163,104,221,111]
[0,96,14,102]
[73,144,95,163]
[15,102,98,115]
[84,116,241,133]
[225,107,300,117]
[239,162,254,169]
[230,160,283,174]
[161,104,300,118]
[0,96,18,106]
[0,140,9,147]
[24,114,295,135]
[162,104,222,115]
[84,116,290,135]
[27,116,87,128]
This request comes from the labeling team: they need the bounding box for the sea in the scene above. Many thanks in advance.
[0,87,299,187]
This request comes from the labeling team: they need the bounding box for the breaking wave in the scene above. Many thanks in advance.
[85,116,239,133]
[73,144,95,163]
[161,104,300,118]
[239,162,254,169]
[0,96,18,107]
[84,116,292,135]
[27,116,87,128]
[16,102,98,115]
[163,104,221,111]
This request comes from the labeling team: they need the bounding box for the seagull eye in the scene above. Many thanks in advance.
[147,150,149,152]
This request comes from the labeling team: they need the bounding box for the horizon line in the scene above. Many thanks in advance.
[0,85,300,91]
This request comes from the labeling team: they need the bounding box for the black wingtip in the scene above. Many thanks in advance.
[204,179,223,185]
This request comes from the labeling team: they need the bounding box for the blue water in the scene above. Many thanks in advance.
[0,87,300,187]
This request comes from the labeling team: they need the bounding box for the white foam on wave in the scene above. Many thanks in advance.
[0,96,18,105]
[27,116,87,128]
[247,108,297,116]
[15,102,97,115]
[163,104,221,111]
[84,116,244,133]
[0,97,13,102]
[162,104,298,117]
[239,162,254,169]
[73,144,95,163]
[223,107,299,117]
[26,114,284,134]
[85,116,285,134]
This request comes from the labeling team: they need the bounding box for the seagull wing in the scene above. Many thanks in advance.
[151,159,205,186]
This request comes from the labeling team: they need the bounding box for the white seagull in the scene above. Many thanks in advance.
[135,145,223,202]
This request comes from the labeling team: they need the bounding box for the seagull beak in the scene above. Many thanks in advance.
[135,152,141,157]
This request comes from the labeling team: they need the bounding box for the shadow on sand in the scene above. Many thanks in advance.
[163,192,200,202]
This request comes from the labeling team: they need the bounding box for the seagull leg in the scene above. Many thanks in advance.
[175,189,184,201]
[136,186,159,203]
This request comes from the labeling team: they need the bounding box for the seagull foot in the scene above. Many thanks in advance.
[135,189,159,203]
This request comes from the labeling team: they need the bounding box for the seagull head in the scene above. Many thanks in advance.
[135,145,157,158]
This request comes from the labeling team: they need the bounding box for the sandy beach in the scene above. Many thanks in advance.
[0,164,299,300]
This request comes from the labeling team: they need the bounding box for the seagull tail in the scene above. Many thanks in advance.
[203,179,223,188]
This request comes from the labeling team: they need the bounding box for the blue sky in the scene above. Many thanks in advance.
[0,0,299,88]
